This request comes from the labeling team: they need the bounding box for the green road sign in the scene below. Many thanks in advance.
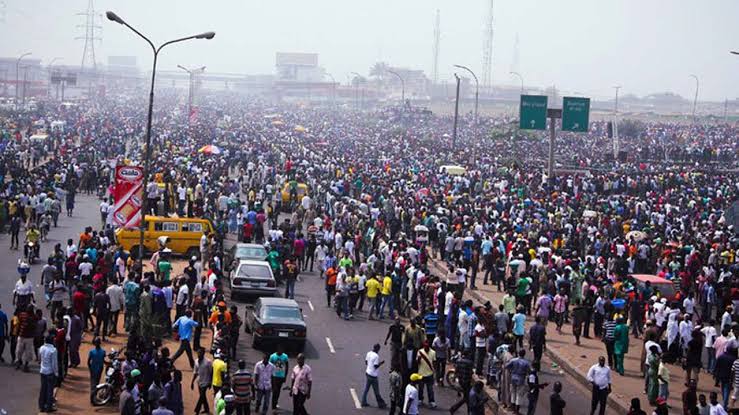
[562,97,590,132]
[519,95,547,130]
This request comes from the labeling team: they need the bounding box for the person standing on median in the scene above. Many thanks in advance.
[361,343,387,408]
[586,356,612,415]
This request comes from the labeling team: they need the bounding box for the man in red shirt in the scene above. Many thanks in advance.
[15,304,37,371]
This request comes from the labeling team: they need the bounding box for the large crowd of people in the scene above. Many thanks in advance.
[0,90,736,415]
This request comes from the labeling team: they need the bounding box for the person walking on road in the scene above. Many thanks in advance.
[449,350,474,414]
[15,303,36,372]
[171,310,198,369]
[191,348,213,415]
[506,348,532,415]
[586,356,612,415]
[231,360,255,415]
[0,303,7,362]
[269,346,289,410]
[38,333,58,413]
[361,343,387,408]
[88,337,106,404]
[416,340,436,408]
[404,373,421,415]
[290,353,312,415]
[254,352,274,414]
[388,361,403,415]
[550,381,566,415]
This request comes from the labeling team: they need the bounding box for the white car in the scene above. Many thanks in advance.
[230,259,277,300]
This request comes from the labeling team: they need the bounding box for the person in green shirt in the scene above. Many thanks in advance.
[267,248,281,276]
[339,253,353,270]
[158,257,173,282]
[502,290,517,318]
[613,317,629,375]
[269,346,289,410]
[516,276,532,314]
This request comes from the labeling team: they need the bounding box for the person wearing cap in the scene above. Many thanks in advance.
[415,340,436,408]
[212,351,228,397]
[404,373,421,415]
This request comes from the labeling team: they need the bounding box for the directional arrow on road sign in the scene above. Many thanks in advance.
[519,95,548,131]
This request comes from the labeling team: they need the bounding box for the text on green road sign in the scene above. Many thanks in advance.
[519,95,548,131]
[562,97,590,133]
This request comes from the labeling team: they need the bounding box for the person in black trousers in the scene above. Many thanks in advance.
[449,351,474,414]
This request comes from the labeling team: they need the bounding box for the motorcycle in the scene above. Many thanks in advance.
[24,241,39,264]
[92,349,124,406]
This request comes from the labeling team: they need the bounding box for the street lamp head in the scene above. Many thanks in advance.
[731,51,739,56]
[105,11,125,24]
[195,32,216,40]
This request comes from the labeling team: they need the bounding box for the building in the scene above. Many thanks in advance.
[275,52,323,83]
[0,57,44,98]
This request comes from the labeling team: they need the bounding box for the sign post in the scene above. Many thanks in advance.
[562,97,591,132]
[519,95,548,130]
[546,108,562,178]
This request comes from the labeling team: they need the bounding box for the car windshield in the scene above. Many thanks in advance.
[236,264,272,279]
[262,305,302,320]
[236,246,267,259]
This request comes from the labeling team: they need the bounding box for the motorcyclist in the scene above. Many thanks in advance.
[24,224,41,259]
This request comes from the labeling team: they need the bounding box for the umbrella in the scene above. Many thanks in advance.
[271,120,284,126]
[294,125,307,133]
[198,144,222,155]
[582,209,597,218]
[626,230,647,241]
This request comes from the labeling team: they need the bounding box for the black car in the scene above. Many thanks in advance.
[245,297,307,351]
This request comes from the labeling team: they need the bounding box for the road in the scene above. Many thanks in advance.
[0,193,101,415]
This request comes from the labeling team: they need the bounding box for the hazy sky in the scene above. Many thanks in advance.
[2,0,738,101]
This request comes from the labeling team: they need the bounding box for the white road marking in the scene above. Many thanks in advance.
[326,337,336,353]
[307,300,315,311]
[349,388,362,409]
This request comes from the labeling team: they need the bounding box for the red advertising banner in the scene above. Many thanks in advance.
[112,165,144,228]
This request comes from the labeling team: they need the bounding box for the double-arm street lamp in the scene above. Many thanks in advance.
[106,10,214,264]
[177,65,206,127]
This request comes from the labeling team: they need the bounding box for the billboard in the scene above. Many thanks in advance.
[276,52,318,67]
[108,56,138,67]
[112,165,144,228]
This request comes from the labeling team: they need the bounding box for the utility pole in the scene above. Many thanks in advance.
[77,0,101,71]
[547,108,560,179]
[452,74,461,149]
[21,66,28,108]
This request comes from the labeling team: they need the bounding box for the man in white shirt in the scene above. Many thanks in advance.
[404,373,421,415]
[13,273,35,308]
[175,278,190,320]
[106,281,125,336]
[361,344,387,408]
[586,356,611,415]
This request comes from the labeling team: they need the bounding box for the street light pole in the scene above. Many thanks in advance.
[689,74,699,122]
[386,70,405,104]
[106,10,214,265]
[325,72,337,107]
[452,73,461,149]
[15,52,31,110]
[351,71,362,109]
[177,65,206,127]
[510,71,524,95]
[613,85,621,160]
[48,57,63,100]
[453,64,479,139]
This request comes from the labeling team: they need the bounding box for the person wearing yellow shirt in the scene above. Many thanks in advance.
[211,351,228,394]
[365,275,382,320]
[379,275,395,319]
[416,341,437,407]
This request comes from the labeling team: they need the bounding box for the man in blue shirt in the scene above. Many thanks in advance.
[88,337,106,404]
[269,345,290,410]
[171,310,199,368]
[0,303,8,362]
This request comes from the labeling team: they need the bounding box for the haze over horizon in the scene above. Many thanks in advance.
[2,0,738,101]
